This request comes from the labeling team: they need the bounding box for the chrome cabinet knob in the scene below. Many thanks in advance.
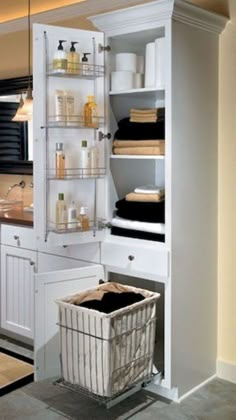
[128,255,135,261]
[29,261,35,266]
[14,235,19,240]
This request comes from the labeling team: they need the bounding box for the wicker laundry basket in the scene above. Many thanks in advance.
[56,282,160,397]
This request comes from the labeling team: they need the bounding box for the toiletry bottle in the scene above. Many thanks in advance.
[81,53,91,76]
[68,201,77,229]
[79,206,90,231]
[67,42,80,74]
[84,95,98,128]
[56,193,67,230]
[53,40,67,73]
[65,91,75,125]
[55,90,66,123]
[90,144,99,176]
[80,140,91,177]
[55,142,65,179]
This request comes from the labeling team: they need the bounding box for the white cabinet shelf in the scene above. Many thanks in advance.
[110,154,165,160]
[109,87,165,99]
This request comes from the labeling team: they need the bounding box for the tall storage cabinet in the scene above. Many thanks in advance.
[33,0,227,401]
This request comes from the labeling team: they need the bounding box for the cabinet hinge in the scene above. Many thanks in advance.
[98,131,111,141]
[98,44,111,53]
[97,220,112,229]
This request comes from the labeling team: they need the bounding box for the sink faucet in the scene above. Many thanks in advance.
[5,180,26,198]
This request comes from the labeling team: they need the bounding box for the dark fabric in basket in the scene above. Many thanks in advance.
[111,226,165,242]
[115,198,165,223]
[76,291,145,314]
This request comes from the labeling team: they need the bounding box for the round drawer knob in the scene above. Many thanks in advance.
[14,235,19,240]
[29,261,35,266]
[128,255,135,261]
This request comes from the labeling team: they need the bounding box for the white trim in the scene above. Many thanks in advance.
[177,375,217,403]
[0,0,149,36]
[89,0,227,36]
[146,382,179,401]
[217,359,236,384]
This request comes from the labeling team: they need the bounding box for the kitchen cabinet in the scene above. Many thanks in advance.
[32,0,227,400]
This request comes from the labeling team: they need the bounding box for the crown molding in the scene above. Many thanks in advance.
[0,0,149,36]
[89,0,228,36]
[173,0,228,34]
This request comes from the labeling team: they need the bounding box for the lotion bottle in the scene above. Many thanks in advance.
[56,193,67,230]
[80,140,90,177]
[53,40,67,73]
[55,142,65,179]
[68,201,77,229]
[79,206,90,231]
[67,42,80,74]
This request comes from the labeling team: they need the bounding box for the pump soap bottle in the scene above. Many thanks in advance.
[81,53,91,76]
[67,42,80,74]
[53,40,67,73]
[55,142,65,179]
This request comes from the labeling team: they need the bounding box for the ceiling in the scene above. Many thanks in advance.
[0,0,229,24]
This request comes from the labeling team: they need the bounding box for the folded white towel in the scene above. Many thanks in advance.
[134,185,164,194]
[111,216,165,234]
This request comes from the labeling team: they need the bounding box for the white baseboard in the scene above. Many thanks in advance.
[217,359,236,384]
[177,375,216,403]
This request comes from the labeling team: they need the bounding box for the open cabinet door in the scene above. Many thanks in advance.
[34,260,104,381]
[33,23,107,248]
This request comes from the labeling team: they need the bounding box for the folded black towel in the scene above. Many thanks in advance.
[115,118,165,140]
[115,199,165,223]
[111,226,165,242]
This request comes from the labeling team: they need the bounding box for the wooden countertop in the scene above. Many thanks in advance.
[0,208,33,227]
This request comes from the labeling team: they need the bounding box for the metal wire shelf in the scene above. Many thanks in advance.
[47,62,104,79]
[48,218,106,234]
[41,115,105,129]
[46,167,106,180]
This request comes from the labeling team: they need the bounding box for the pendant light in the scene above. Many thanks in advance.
[12,0,33,122]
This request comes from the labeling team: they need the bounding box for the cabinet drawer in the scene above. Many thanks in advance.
[1,224,36,250]
[101,241,169,278]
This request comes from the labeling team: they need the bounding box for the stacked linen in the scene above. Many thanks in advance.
[113,108,165,156]
[111,185,165,242]
[130,107,164,123]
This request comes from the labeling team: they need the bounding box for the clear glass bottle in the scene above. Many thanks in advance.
[84,95,98,128]
[79,206,90,231]
[55,142,65,179]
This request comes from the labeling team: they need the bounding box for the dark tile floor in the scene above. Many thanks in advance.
[0,378,236,419]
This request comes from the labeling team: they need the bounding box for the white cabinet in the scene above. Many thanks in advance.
[1,245,36,339]
[31,0,227,401]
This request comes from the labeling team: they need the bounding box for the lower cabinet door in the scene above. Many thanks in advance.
[1,245,36,339]
[34,258,104,381]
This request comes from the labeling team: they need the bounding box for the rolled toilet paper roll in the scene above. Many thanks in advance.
[115,53,137,72]
[136,55,144,73]
[155,37,165,87]
[111,71,134,91]
[133,73,143,89]
[144,42,155,88]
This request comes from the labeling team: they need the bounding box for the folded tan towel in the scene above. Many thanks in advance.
[113,140,165,148]
[130,117,157,123]
[130,108,157,114]
[113,146,165,155]
[125,192,165,202]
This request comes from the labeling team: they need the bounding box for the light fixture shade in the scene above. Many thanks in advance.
[12,88,33,121]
